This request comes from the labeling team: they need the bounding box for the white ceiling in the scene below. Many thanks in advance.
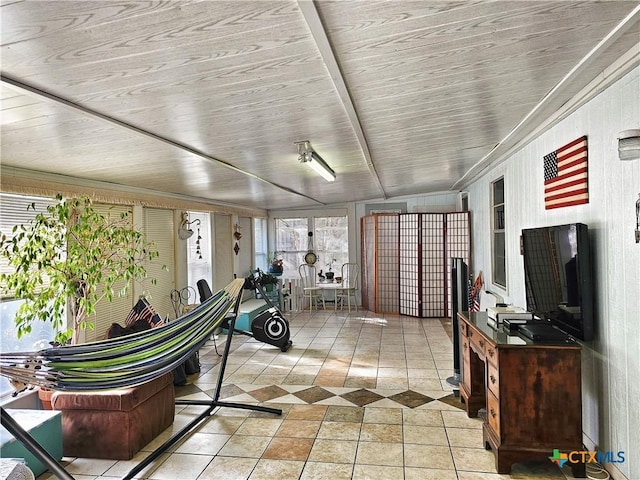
[1,1,639,211]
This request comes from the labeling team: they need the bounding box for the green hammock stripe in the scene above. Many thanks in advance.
[0,279,247,391]
[44,290,229,361]
[46,299,231,370]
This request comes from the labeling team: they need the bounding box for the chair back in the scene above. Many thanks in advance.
[341,263,360,289]
[197,279,213,302]
[299,264,318,288]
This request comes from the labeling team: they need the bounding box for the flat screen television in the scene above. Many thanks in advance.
[521,222,594,341]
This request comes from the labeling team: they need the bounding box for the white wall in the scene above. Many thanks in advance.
[466,66,640,480]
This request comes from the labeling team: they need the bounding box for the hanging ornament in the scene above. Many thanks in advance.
[196,226,202,259]
[304,232,317,265]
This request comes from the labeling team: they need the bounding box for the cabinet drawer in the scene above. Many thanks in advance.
[487,391,500,439]
[486,345,498,365]
[462,339,471,389]
[468,329,486,357]
[459,319,468,337]
[487,359,499,397]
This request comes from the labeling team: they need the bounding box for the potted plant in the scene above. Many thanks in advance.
[267,252,284,275]
[0,194,163,346]
[325,258,337,281]
[257,269,279,292]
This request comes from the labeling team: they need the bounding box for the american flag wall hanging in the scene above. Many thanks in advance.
[543,136,589,209]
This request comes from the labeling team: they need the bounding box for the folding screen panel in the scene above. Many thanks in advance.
[361,214,399,314]
[421,214,446,317]
[363,212,469,316]
[446,212,471,318]
[399,214,419,317]
[398,212,470,318]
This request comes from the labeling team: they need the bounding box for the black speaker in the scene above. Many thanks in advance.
[447,258,469,387]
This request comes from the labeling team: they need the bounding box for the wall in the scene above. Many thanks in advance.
[466,66,639,480]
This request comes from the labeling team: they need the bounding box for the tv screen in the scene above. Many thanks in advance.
[521,223,594,341]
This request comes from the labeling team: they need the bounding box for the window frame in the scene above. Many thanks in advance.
[491,177,507,290]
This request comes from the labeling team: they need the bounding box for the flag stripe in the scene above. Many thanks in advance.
[546,196,590,209]
[545,188,588,202]
[544,136,588,210]
[545,173,588,193]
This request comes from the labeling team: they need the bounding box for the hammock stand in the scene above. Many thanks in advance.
[0,279,282,480]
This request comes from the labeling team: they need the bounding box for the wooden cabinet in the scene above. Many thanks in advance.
[458,312,585,478]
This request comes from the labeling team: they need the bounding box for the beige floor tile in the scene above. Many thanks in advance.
[262,436,314,461]
[355,441,404,466]
[316,421,362,440]
[451,446,499,473]
[275,419,321,438]
[147,453,212,480]
[405,466,459,479]
[217,435,271,458]
[196,416,245,435]
[299,461,354,480]
[441,410,483,429]
[404,444,455,469]
[402,408,444,427]
[359,423,403,442]
[403,425,449,445]
[196,456,258,480]
[352,464,404,479]
[446,426,484,448]
[65,458,117,476]
[307,439,358,463]
[234,417,283,436]
[248,459,305,480]
[362,407,403,424]
[174,432,230,455]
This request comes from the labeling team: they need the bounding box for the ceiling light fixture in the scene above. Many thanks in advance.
[295,140,336,182]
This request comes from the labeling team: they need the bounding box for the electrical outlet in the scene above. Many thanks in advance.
[636,230,640,244]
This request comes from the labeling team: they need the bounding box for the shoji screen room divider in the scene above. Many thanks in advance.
[362,212,470,317]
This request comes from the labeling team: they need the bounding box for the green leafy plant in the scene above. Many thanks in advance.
[256,269,279,286]
[0,194,163,344]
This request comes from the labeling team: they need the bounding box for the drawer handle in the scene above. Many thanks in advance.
[479,339,485,349]
[469,331,473,338]
[488,349,495,357]
[463,341,468,349]
[490,374,496,384]
[490,408,497,418]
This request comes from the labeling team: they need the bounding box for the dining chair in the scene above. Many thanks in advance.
[336,263,360,312]
[298,264,325,310]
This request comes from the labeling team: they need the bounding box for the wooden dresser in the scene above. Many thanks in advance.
[458,311,585,478]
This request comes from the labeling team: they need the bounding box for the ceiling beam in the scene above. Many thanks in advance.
[298,0,386,199]
[0,74,326,207]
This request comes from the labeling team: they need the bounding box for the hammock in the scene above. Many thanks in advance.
[0,278,245,391]
[1,277,282,480]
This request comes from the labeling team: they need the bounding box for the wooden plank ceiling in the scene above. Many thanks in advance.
[1,1,639,211]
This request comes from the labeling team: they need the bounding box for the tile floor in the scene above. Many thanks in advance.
[39,309,575,479]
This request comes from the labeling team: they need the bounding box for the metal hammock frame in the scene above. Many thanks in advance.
[0,279,282,480]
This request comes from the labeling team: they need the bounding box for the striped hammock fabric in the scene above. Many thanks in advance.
[0,279,245,391]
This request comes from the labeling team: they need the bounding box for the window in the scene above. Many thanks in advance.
[491,178,506,288]
[314,216,348,274]
[275,218,309,278]
[0,193,57,398]
[254,217,268,270]
[186,211,212,302]
[274,215,348,279]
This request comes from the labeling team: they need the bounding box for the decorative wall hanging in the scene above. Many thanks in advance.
[234,223,242,240]
[543,136,588,209]
[234,242,240,255]
[304,232,317,265]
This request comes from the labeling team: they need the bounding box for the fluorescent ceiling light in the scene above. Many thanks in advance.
[295,140,336,182]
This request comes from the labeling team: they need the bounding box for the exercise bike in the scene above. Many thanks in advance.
[197,275,293,352]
